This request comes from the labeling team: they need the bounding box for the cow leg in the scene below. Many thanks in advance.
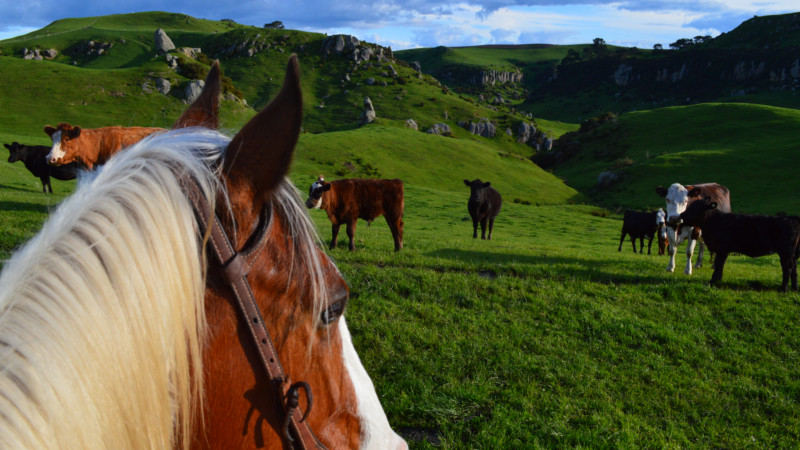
[792,256,798,291]
[647,235,653,255]
[638,236,645,254]
[471,219,478,239]
[779,252,792,292]
[346,221,357,251]
[694,241,705,269]
[480,217,488,240]
[618,231,626,252]
[386,215,403,251]
[487,216,495,240]
[330,223,341,249]
[710,251,728,286]
[684,238,697,275]
[666,228,678,272]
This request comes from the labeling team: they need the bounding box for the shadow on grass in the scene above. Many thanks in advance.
[0,183,40,193]
[420,248,670,286]
[0,201,50,213]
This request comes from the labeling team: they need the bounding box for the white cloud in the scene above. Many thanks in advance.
[0,1,796,49]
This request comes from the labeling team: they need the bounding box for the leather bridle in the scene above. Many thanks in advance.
[185,179,326,450]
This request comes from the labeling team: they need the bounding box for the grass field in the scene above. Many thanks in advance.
[314,185,800,448]
[551,102,800,215]
[3,132,799,448]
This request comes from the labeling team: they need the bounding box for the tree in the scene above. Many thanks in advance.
[669,38,694,50]
[653,43,663,51]
[592,37,607,49]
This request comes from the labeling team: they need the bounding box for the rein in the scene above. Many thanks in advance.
[185,179,325,450]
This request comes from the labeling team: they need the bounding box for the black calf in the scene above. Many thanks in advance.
[464,179,502,240]
[618,210,664,254]
[5,142,78,193]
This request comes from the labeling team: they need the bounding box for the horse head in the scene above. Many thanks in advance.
[178,56,407,449]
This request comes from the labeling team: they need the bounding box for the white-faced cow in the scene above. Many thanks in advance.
[306,176,404,251]
[680,197,800,291]
[43,62,221,171]
[44,123,164,170]
[464,179,502,240]
[5,142,78,193]
[656,182,731,274]
[618,208,666,255]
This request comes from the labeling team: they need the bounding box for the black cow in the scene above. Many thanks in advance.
[5,142,78,193]
[680,197,800,291]
[464,179,502,240]
[618,209,666,254]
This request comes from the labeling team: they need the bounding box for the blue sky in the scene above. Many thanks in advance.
[0,1,796,50]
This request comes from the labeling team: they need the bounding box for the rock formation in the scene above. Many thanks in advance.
[360,96,376,125]
[154,28,176,53]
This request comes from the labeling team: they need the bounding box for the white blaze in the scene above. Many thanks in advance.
[47,130,65,163]
[339,317,407,450]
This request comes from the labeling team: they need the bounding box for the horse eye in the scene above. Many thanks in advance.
[320,295,347,325]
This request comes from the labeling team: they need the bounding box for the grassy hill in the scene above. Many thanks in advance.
[0,11,565,145]
[397,12,800,123]
[707,12,800,49]
[544,102,800,214]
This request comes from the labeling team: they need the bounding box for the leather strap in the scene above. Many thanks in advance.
[186,180,324,450]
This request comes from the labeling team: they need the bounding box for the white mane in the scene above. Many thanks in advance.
[0,128,226,449]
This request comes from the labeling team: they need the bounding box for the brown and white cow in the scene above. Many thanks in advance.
[44,123,165,170]
[306,176,404,251]
[656,182,732,274]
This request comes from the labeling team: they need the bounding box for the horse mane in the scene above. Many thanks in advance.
[0,127,331,449]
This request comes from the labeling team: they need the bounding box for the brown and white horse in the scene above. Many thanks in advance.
[0,56,406,449]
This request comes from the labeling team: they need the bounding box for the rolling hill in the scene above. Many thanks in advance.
[541,102,800,214]
[397,12,800,122]
[0,11,579,261]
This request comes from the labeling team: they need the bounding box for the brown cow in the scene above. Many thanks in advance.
[44,123,164,170]
[305,176,404,251]
[45,62,222,170]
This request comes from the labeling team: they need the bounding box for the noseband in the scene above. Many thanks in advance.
[185,179,325,450]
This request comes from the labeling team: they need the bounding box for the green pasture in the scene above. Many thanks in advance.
[552,102,800,215]
[3,123,800,447]
[318,184,800,448]
[396,44,590,73]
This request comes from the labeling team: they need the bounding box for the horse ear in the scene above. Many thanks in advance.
[655,186,667,197]
[223,55,302,198]
[173,60,221,129]
[44,126,56,137]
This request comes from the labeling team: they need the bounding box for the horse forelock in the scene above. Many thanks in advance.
[268,180,332,332]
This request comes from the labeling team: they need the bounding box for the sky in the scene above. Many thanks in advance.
[0,1,797,50]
